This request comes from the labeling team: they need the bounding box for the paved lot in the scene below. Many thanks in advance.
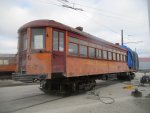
[0,80,38,87]
[0,73,150,113]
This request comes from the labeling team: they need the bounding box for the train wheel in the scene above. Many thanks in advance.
[72,81,77,92]
[40,80,47,90]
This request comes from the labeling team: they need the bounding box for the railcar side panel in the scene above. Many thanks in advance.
[66,56,129,77]
[26,53,51,78]
[22,27,52,79]
[0,65,16,72]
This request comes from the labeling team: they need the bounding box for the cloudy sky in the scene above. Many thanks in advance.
[0,0,149,57]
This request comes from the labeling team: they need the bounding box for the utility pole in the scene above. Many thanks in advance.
[121,29,123,45]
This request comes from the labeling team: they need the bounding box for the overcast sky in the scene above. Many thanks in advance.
[0,0,149,57]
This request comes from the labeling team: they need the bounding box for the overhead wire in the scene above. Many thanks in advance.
[58,0,134,22]
[56,0,130,36]
[37,0,62,7]
[76,10,121,40]
[57,0,120,34]
[34,0,124,39]
[38,0,133,23]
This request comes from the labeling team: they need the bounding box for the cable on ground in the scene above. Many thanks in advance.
[87,90,115,104]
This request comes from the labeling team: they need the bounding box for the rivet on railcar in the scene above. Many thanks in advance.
[16,20,139,93]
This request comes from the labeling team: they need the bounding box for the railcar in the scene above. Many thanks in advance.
[0,54,16,79]
[16,19,138,92]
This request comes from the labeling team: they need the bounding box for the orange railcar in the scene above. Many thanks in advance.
[16,20,135,92]
[0,54,16,79]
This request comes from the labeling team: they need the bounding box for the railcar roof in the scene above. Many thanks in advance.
[19,19,126,50]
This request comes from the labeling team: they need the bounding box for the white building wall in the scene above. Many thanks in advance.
[139,62,150,70]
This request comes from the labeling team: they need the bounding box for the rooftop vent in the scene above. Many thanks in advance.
[115,43,120,46]
[76,26,83,31]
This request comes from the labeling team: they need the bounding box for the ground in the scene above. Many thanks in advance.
[0,73,150,113]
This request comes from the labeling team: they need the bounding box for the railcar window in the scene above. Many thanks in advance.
[53,31,64,51]
[59,32,64,51]
[79,40,88,45]
[117,54,120,61]
[123,55,126,62]
[53,31,59,51]
[120,55,123,61]
[113,53,116,60]
[32,28,45,49]
[22,32,27,50]
[69,43,78,55]
[89,47,95,58]
[103,50,108,59]
[122,55,124,62]
[80,45,87,57]
[9,58,15,65]
[96,49,102,59]
[0,60,3,65]
[97,45,102,49]
[3,60,9,65]
[89,43,96,47]
[108,52,112,60]
[69,37,78,43]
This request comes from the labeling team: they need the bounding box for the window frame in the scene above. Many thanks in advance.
[96,49,102,59]
[112,52,116,61]
[52,29,65,52]
[120,54,123,61]
[79,44,88,57]
[108,51,112,60]
[117,53,120,61]
[0,60,3,65]
[103,50,108,60]
[123,55,127,62]
[88,47,96,58]
[67,32,127,62]
[68,36,79,56]
[3,59,9,65]
[21,31,27,51]
[69,42,79,56]
[31,28,46,50]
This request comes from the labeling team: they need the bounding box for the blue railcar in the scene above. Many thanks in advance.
[121,45,139,71]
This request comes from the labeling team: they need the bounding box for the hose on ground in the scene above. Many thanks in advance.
[87,90,115,104]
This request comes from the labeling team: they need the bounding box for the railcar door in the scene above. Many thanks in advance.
[52,29,66,73]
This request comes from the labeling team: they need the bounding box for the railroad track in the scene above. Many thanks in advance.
[7,97,64,113]
[0,93,45,103]
[0,94,65,113]
[0,74,12,80]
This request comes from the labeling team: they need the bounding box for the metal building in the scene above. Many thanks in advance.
[139,57,150,73]
[0,54,16,79]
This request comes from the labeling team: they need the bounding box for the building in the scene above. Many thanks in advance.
[0,54,16,79]
[139,57,150,73]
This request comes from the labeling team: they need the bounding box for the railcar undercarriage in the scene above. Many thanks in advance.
[40,72,135,94]
[40,78,96,94]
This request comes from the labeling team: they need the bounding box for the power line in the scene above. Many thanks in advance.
[38,0,62,7]
[62,4,83,11]
[38,0,133,22]
[59,0,133,21]
[35,0,124,36]
[124,41,143,44]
